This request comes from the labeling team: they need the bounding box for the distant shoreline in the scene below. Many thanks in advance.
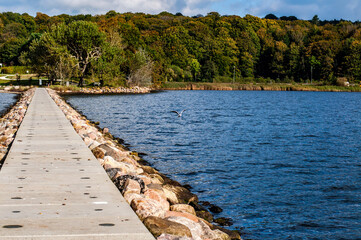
[0,83,359,95]
[158,82,361,92]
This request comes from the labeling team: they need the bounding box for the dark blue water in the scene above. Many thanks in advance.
[66,91,361,240]
[0,93,17,115]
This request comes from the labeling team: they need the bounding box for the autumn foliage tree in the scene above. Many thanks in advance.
[2,10,361,86]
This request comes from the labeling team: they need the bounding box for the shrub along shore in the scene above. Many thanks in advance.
[48,89,241,240]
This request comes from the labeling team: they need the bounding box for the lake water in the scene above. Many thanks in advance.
[0,93,17,115]
[66,91,361,240]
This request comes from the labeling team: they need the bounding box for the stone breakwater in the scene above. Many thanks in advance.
[56,86,151,94]
[47,88,241,240]
[0,88,35,168]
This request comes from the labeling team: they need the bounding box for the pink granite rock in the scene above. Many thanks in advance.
[157,234,192,240]
[162,184,198,205]
[123,192,143,204]
[138,174,152,186]
[149,174,164,184]
[167,216,220,240]
[143,216,192,238]
[102,156,124,169]
[99,144,129,161]
[144,189,170,211]
[123,179,141,195]
[165,211,199,223]
[170,204,197,216]
[120,156,139,167]
[131,197,167,220]
[88,132,97,140]
[213,229,231,240]
[83,137,93,147]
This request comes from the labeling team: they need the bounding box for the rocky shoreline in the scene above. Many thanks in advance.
[54,86,152,94]
[0,88,35,169]
[47,88,241,240]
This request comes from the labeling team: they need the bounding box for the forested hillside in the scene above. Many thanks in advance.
[1,11,361,86]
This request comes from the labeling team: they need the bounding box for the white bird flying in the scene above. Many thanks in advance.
[171,109,186,117]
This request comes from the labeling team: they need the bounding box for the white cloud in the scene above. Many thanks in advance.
[246,0,319,19]
[233,0,361,21]
[38,0,192,15]
[181,0,219,16]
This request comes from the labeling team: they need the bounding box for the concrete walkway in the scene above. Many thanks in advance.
[0,88,155,239]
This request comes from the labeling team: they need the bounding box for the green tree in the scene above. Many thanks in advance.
[190,58,201,81]
[341,38,361,81]
[308,55,321,82]
[271,41,288,79]
[93,31,126,86]
[0,38,25,65]
[311,15,320,26]
[20,32,75,81]
[51,21,105,86]
[306,40,337,82]
[265,14,278,20]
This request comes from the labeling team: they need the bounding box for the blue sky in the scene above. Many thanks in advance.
[0,0,360,21]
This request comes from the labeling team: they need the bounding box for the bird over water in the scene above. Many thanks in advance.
[171,109,186,117]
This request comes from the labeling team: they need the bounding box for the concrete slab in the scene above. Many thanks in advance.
[0,88,155,239]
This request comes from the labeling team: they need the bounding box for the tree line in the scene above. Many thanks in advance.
[1,11,361,86]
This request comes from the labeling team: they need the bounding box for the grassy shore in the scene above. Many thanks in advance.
[1,75,360,93]
[159,82,361,92]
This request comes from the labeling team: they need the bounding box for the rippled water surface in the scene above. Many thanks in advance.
[0,93,17,115]
[66,91,361,239]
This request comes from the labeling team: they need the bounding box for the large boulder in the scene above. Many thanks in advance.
[123,179,141,195]
[138,174,153,186]
[211,225,241,240]
[88,131,98,140]
[170,204,196,216]
[105,168,120,180]
[114,175,145,193]
[123,192,142,204]
[131,197,167,220]
[102,156,123,169]
[157,233,193,240]
[103,156,138,174]
[91,146,105,159]
[213,230,231,240]
[196,210,213,222]
[163,184,198,204]
[144,189,170,211]
[143,216,192,238]
[165,211,199,223]
[121,156,140,167]
[167,216,220,240]
[89,140,101,150]
[142,166,160,175]
[98,143,128,161]
[149,174,164,184]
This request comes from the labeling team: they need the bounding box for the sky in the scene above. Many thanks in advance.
[0,0,360,21]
